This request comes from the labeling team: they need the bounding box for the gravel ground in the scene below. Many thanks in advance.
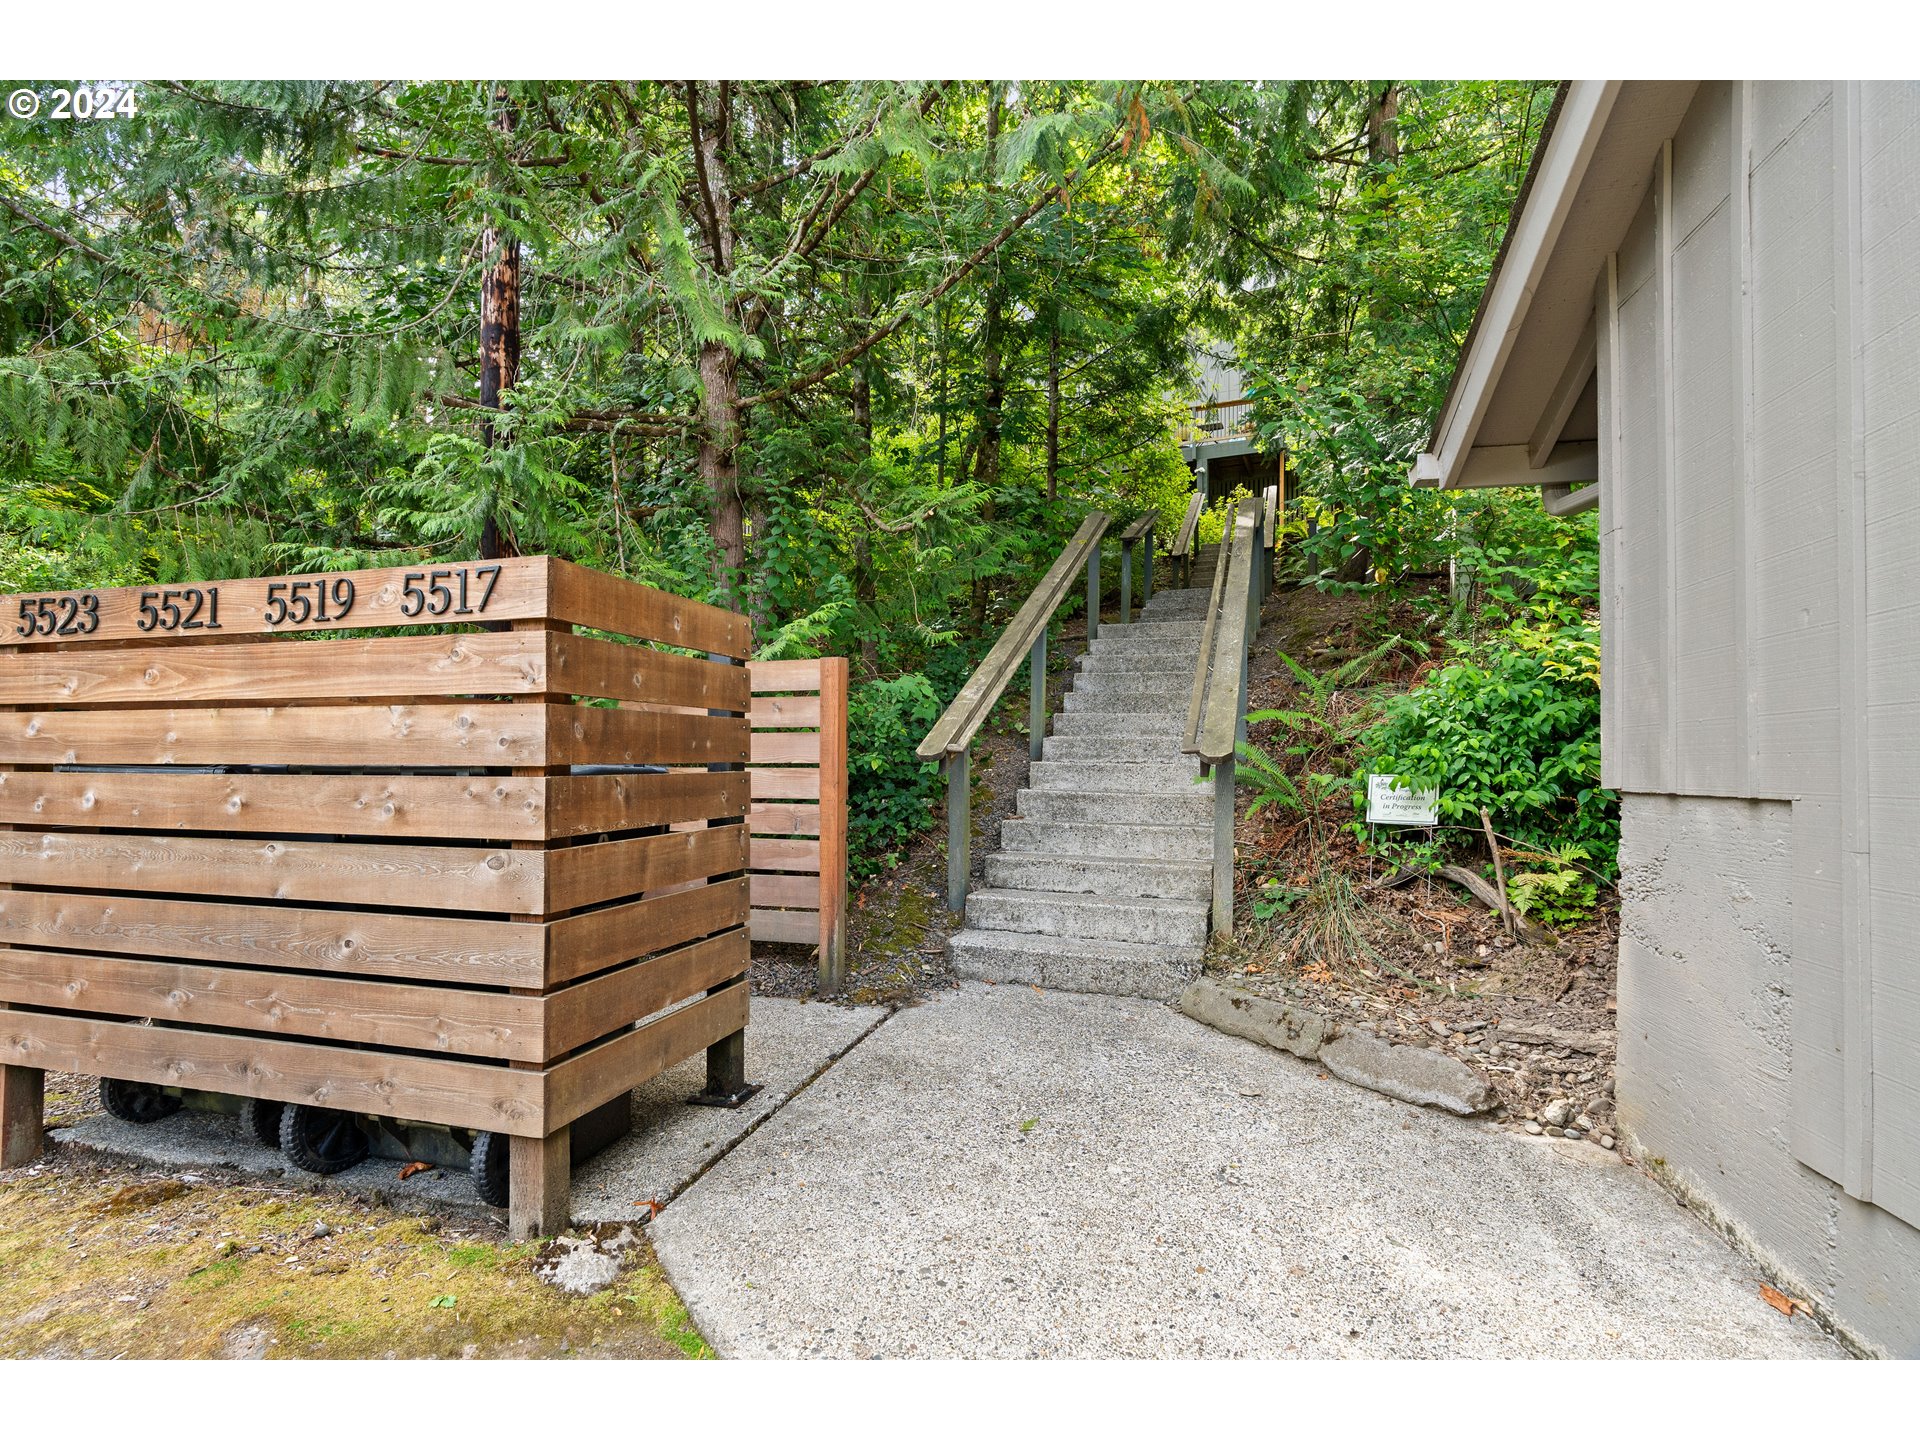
[649,983,1846,1359]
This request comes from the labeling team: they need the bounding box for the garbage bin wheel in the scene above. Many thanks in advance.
[99,1078,182,1125]
[278,1104,368,1175]
[239,1098,285,1149]
[470,1131,509,1208]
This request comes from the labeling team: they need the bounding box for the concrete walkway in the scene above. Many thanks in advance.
[650,984,1846,1358]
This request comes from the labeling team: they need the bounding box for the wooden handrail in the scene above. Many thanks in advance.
[1119,514,1154,542]
[1193,498,1261,762]
[1183,518,1232,757]
[915,513,1109,762]
[1169,493,1204,558]
[918,513,1112,913]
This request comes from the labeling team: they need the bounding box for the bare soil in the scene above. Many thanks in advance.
[1216,578,1622,1146]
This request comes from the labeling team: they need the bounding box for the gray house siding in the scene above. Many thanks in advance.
[1596,80,1920,1354]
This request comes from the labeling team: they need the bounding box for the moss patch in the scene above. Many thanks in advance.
[0,1155,707,1359]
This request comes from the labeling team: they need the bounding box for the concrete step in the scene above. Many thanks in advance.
[998,817,1211,861]
[984,851,1212,900]
[1070,674,1189,700]
[1049,711,1187,738]
[1077,651,1194,675]
[1016,787,1214,827]
[1026,758,1201,791]
[1040,734,1190,763]
[1062,688,1191,714]
[1092,621,1205,644]
[963,888,1210,948]
[947,927,1200,1002]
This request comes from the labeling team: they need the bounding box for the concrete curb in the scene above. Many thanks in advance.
[1178,977,1495,1117]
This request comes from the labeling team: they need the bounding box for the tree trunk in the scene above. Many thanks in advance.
[690,81,748,605]
[850,351,879,671]
[478,89,521,561]
[1045,313,1061,502]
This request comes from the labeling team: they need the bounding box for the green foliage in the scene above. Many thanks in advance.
[1235,634,1411,822]
[1352,643,1617,884]
[845,673,945,878]
[1505,843,1600,928]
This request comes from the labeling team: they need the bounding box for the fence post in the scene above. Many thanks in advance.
[1085,543,1100,642]
[1142,524,1154,606]
[945,748,970,914]
[1029,629,1047,763]
[817,657,849,994]
[1120,539,1133,624]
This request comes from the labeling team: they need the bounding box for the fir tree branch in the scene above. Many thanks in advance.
[0,191,114,265]
[740,124,1128,412]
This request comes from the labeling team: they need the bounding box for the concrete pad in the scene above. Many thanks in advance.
[571,998,887,1222]
[650,984,1847,1358]
[55,997,887,1224]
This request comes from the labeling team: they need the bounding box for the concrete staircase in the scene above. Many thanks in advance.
[947,581,1216,1000]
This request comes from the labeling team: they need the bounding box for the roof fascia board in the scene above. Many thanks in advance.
[1423,81,1622,489]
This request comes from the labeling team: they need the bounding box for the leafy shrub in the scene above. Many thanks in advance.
[1352,642,1617,884]
[846,672,945,878]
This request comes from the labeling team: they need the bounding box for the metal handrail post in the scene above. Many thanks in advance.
[1120,539,1133,624]
[1142,524,1154,605]
[945,749,970,913]
[1028,629,1046,763]
[1086,543,1100,641]
[1212,759,1235,937]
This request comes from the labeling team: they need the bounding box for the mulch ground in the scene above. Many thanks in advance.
[1213,577,1622,1147]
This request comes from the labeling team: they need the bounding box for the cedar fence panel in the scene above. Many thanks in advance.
[745,657,848,991]
[0,556,751,1239]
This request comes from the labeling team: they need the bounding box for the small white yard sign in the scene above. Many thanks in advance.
[1366,774,1439,827]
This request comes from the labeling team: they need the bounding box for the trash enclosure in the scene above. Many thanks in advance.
[0,557,752,1238]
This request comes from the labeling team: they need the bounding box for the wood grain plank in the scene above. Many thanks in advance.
[0,889,543,987]
[747,659,823,692]
[817,655,850,982]
[749,802,821,836]
[545,929,748,1056]
[550,707,747,768]
[0,831,545,913]
[0,1009,547,1135]
[750,769,820,802]
[749,908,819,944]
[750,873,819,909]
[0,631,552,707]
[0,701,551,768]
[0,558,551,648]
[749,730,821,765]
[0,948,543,1060]
[547,771,746,838]
[543,983,748,1127]
[553,634,750,712]
[545,876,747,986]
[0,771,550,841]
[749,694,821,727]
[547,824,748,913]
[749,838,821,873]
[549,559,750,659]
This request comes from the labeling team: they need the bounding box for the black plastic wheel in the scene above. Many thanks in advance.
[239,1098,285,1149]
[278,1104,369,1175]
[99,1078,182,1125]
[470,1131,509,1208]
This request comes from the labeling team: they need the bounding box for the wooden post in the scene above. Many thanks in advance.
[1,1065,43,1169]
[1085,544,1100,642]
[1142,525,1154,605]
[817,657,850,993]
[1120,539,1133,624]
[1029,630,1047,763]
[1212,760,1236,938]
[509,1130,570,1241]
[945,749,970,914]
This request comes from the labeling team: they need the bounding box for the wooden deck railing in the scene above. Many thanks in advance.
[1183,495,1268,936]
[746,658,849,993]
[1177,398,1257,446]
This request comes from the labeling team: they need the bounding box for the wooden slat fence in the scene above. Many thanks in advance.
[0,557,752,1239]
[745,658,848,991]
